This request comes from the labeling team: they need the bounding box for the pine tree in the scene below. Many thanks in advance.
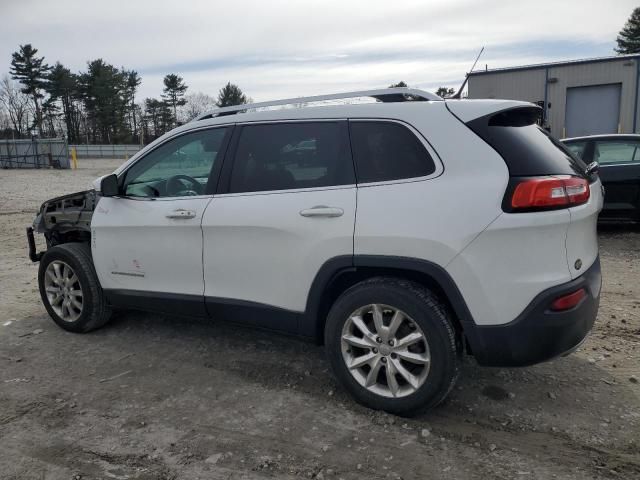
[389,81,408,88]
[216,82,248,107]
[144,98,173,139]
[616,7,640,54]
[46,62,81,142]
[79,59,128,143]
[10,44,50,136]
[124,70,141,141]
[162,73,188,125]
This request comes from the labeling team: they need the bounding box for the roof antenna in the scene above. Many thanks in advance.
[449,47,484,99]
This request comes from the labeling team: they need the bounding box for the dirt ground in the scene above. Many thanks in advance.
[1,160,639,480]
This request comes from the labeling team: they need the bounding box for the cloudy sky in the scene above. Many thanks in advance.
[1,0,637,102]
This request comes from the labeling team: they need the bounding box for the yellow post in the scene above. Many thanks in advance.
[71,147,78,169]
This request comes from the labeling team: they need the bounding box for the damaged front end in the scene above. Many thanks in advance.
[27,190,98,262]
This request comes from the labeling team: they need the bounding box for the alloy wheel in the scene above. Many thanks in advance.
[44,260,83,322]
[341,304,431,398]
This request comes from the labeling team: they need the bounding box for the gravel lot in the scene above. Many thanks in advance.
[1,160,639,480]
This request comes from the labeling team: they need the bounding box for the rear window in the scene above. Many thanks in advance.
[349,121,436,183]
[467,107,588,177]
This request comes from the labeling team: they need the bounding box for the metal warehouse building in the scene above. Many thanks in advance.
[467,54,640,139]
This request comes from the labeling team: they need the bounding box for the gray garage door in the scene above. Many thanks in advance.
[565,83,621,137]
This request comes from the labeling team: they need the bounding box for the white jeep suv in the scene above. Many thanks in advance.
[28,88,603,415]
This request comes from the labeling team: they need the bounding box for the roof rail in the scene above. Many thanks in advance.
[194,88,441,121]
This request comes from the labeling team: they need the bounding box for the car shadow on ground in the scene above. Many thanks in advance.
[99,309,635,425]
[5,308,638,479]
[598,223,640,234]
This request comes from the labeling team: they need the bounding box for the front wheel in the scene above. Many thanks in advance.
[38,243,112,333]
[325,277,459,416]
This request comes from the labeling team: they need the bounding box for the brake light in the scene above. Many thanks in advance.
[511,176,590,210]
[550,288,586,311]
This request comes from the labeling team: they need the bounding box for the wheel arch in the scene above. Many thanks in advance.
[303,255,481,351]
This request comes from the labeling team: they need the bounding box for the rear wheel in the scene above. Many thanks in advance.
[325,277,459,415]
[38,243,112,333]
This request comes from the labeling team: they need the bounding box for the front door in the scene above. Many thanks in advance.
[593,138,640,221]
[201,121,356,333]
[91,126,232,314]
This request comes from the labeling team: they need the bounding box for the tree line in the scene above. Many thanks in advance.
[0,44,249,144]
[2,8,638,145]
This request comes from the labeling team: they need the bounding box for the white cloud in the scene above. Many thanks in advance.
[0,0,636,101]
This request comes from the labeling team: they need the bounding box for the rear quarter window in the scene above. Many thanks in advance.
[349,121,436,183]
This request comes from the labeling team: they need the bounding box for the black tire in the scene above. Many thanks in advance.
[38,242,112,333]
[324,277,459,416]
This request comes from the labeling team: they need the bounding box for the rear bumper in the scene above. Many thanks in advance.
[464,256,601,367]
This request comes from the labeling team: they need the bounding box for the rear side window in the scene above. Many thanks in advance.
[349,121,435,183]
[467,107,588,177]
[229,122,354,193]
[594,140,640,164]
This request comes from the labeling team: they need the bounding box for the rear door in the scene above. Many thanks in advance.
[593,138,640,221]
[92,126,231,314]
[201,120,356,333]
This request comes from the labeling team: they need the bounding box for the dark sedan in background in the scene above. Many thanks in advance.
[562,135,640,223]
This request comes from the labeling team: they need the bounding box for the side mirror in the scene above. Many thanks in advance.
[100,174,119,197]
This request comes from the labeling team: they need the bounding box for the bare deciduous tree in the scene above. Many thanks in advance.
[178,92,217,123]
[0,75,31,137]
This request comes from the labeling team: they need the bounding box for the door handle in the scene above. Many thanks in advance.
[166,209,197,219]
[299,206,344,218]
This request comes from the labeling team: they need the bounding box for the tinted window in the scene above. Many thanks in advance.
[594,141,640,164]
[229,122,353,193]
[123,128,227,197]
[350,121,435,183]
[467,107,588,177]
[564,141,587,159]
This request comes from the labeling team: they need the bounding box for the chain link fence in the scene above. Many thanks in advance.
[0,138,70,169]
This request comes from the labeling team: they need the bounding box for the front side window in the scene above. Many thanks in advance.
[594,140,640,165]
[229,122,353,193]
[349,121,436,183]
[123,127,228,198]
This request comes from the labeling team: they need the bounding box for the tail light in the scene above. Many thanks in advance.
[510,176,590,211]
[550,288,586,311]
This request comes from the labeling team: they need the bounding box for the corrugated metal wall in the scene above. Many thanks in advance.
[468,68,546,103]
[468,58,640,138]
